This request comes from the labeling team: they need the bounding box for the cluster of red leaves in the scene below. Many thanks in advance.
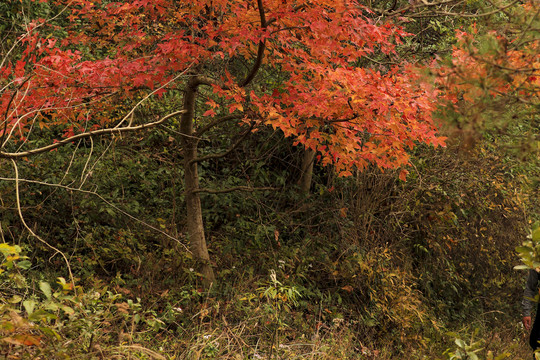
[0,0,447,177]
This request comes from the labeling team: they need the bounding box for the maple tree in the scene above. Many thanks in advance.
[0,0,450,283]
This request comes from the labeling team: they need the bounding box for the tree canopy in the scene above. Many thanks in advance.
[1,0,445,177]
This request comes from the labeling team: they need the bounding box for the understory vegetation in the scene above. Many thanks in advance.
[1,122,538,359]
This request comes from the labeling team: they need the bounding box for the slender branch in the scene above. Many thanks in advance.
[256,0,268,26]
[0,110,185,159]
[511,5,540,47]
[79,136,94,188]
[10,159,77,294]
[115,69,192,128]
[239,0,267,87]
[195,114,244,137]
[239,41,266,87]
[0,0,74,70]
[2,92,118,149]
[0,176,192,254]
[193,75,225,88]
[2,81,34,148]
[470,53,539,73]
[266,4,306,27]
[2,69,187,147]
[373,0,520,18]
[190,125,253,165]
[192,5,305,91]
[325,116,360,123]
[193,186,278,194]
[269,26,308,36]
[0,77,33,149]
[409,0,521,18]
[2,63,189,146]
[302,114,360,124]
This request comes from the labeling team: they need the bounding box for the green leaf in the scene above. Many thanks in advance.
[533,225,540,242]
[29,309,57,322]
[455,339,466,348]
[0,243,18,256]
[39,281,52,300]
[516,246,533,253]
[494,352,511,360]
[514,264,531,270]
[23,299,37,315]
[38,326,61,340]
[8,295,22,304]
[16,260,32,270]
[44,302,59,311]
[60,305,74,315]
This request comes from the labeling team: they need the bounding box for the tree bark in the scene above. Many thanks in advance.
[297,147,315,194]
[180,77,215,286]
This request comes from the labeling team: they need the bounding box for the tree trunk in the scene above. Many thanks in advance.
[297,147,315,194]
[180,78,215,286]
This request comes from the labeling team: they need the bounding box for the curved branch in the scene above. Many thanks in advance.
[0,110,185,159]
[239,41,266,87]
[193,75,226,88]
[10,159,76,293]
[195,114,244,137]
[189,124,253,165]
[0,175,192,254]
[239,0,267,87]
[0,77,33,149]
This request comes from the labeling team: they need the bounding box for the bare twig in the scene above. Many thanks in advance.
[0,77,33,149]
[10,159,77,293]
[0,1,74,70]
[79,136,94,188]
[0,175,192,254]
[114,70,192,128]
[0,111,185,159]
